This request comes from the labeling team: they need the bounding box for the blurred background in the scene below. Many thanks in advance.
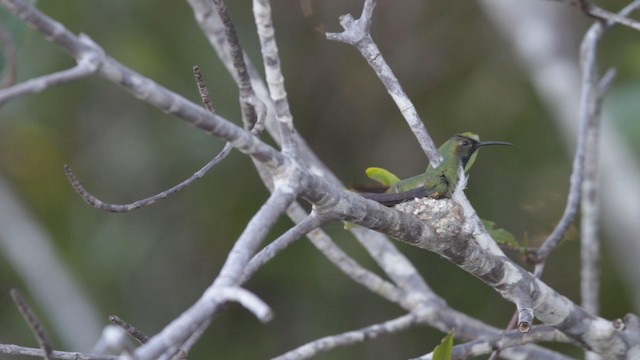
[0,0,639,358]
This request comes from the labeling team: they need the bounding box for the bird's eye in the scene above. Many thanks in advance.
[461,140,469,146]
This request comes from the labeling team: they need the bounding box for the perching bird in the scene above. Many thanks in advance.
[359,133,512,206]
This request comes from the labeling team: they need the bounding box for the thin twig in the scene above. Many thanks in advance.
[10,289,53,360]
[63,144,232,212]
[192,65,217,113]
[0,20,17,88]
[212,0,258,130]
[576,0,640,31]
[417,325,576,360]
[243,212,332,281]
[109,315,149,344]
[0,343,117,359]
[0,0,282,167]
[63,64,266,213]
[0,63,95,107]
[273,313,421,360]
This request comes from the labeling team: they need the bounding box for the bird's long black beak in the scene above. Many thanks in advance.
[477,141,512,148]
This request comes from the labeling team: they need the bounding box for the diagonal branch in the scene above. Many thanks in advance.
[273,313,421,360]
[211,0,261,130]
[11,289,53,360]
[0,0,282,168]
[325,0,442,167]
[134,184,298,359]
[109,315,149,345]
[0,63,95,107]
[243,211,332,281]
[576,0,640,31]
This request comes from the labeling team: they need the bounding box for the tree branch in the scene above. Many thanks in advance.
[532,0,640,264]
[109,315,149,345]
[325,0,442,167]
[211,0,261,131]
[3,0,640,357]
[0,0,281,168]
[243,212,332,280]
[273,313,421,360]
[0,63,95,107]
[575,0,640,31]
[0,344,116,360]
[416,326,575,360]
[252,0,296,153]
[10,289,53,360]
[133,184,297,359]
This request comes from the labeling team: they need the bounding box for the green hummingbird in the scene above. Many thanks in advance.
[359,133,512,206]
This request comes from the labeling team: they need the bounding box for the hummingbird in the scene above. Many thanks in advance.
[359,133,512,206]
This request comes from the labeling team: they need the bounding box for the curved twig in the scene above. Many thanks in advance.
[63,144,232,212]
[62,65,266,213]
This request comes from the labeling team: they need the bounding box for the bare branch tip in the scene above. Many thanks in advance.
[192,64,216,113]
[518,322,532,333]
[109,314,149,344]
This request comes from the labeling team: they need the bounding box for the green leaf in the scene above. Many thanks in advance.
[482,219,521,251]
[432,329,454,360]
[365,167,401,187]
[343,221,357,230]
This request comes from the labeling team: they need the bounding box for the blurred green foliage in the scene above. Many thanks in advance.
[0,0,637,359]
